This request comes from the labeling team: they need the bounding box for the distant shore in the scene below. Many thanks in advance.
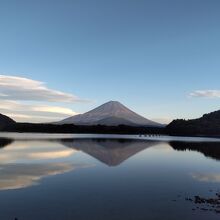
[0,122,165,135]
[0,121,220,138]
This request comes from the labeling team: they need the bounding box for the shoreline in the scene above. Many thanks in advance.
[0,132,220,142]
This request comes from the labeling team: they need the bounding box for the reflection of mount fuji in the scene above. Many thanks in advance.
[61,139,157,166]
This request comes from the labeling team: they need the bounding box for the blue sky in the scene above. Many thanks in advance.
[0,0,219,123]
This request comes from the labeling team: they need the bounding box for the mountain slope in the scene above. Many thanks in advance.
[166,109,220,136]
[95,116,139,126]
[58,101,162,127]
[0,113,16,129]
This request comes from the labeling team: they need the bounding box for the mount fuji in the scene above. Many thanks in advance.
[58,101,162,127]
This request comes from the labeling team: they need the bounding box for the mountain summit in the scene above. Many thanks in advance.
[58,101,162,127]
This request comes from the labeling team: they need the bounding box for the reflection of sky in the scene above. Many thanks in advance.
[0,163,74,190]
[1,139,220,192]
[0,140,91,190]
[191,173,220,183]
[1,139,220,219]
[0,141,76,163]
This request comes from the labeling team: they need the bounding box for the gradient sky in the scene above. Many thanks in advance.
[0,0,219,123]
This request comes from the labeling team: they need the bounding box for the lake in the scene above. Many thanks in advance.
[0,133,220,220]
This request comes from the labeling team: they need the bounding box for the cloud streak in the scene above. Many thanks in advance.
[190,90,220,98]
[0,75,88,122]
[0,75,85,102]
[0,100,78,122]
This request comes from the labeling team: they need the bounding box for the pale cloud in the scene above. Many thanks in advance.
[0,100,76,114]
[0,75,84,102]
[190,90,220,98]
[0,74,89,122]
[151,117,172,124]
[6,113,65,123]
[0,74,86,122]
[0,100,78,122]
[33,106,76,115]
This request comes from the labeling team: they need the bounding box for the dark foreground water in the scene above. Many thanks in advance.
[0,134,220,220]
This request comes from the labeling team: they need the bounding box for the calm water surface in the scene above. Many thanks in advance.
[0,133,220,220]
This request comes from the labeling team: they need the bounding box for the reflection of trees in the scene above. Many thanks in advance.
[169,141,220,161]
[0,138,13,148]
